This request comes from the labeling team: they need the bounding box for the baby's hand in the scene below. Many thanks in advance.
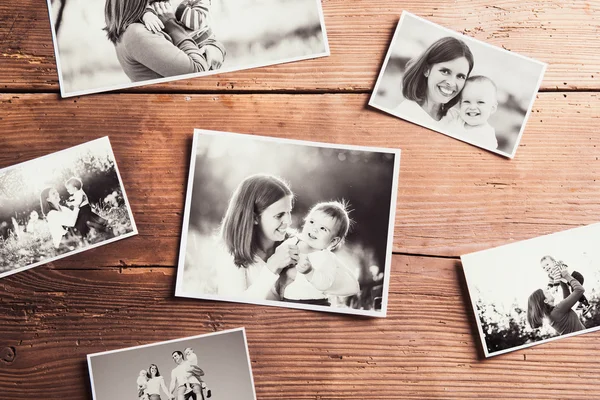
[205,45,224,70]
[143,11,164,34]
[297,256,313,274]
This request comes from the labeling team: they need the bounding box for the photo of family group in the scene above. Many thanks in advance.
[370,12,546,157]
[0,137,137,278]
[462,223,600,357]
[175,130,400,317]
[46,0,329,97]
[88,328,256,400]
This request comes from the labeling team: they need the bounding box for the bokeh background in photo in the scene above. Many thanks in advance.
[462,224,600,356]
[372,14,545,155]
[89,330,255,400]
[48,0,327,94]
[0,138,134,273]
[181,133,398,312]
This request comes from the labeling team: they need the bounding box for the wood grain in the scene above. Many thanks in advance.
[2,92,600,263]
[0,1,599,92]
[1,255,599,399]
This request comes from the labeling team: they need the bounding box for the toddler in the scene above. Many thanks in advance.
[276,201,358,306]
[143,0,226,70]
[540,255,592,315]
[184,347,211,398]
[450,75,498,150]
[65,177,107,237]
[137,370,149,400]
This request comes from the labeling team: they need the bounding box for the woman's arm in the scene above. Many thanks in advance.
[554,271,585,314]
[160,377,170,397]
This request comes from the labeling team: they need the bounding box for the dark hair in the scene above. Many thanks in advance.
[40,187,60,217]
[306,200,352,250]
[402,36,474,117]
[527,289,552,329]
[65,177,83,190]
[104,0,147,44]
[172,350,184,358]
[220,174,293,268]
[147,364,161,378]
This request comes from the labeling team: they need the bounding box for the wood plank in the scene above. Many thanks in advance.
[0,1,599,92]
[1,255,599,399]
[1,92,600,264]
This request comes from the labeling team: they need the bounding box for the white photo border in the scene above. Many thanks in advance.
[369,11,547,159]
[461,222,600,358]
[87,327,257,400]
[44,0,331,98]
[175,129,400,318]
[0,136,138,279]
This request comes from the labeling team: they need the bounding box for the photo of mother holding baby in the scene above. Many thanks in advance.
[370,12,547,158]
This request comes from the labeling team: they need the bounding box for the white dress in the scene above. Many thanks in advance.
[45,206,79,248]
[447,119,498,150]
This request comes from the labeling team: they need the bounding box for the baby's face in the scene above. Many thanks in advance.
[459,81,497,126]
[65,184,75,195]
[300,210,338,250]
[541,259,553,273]
[139,370,147,377]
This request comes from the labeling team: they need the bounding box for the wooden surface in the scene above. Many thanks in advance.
[1,1,600,399]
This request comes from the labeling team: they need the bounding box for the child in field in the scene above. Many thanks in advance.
[137,370,149,400]
[276,201,359,306]
[65,177,108,238]
[143,0,226,71]
[540,255,592,316]
[184,347,211,398]
[450,75,499,150]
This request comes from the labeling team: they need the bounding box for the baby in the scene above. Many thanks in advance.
[136,370,149,400]
[540,255,591,315]
[65,177,107,237]
[184,347,211,398]
[143,0,226,70]
[450,75,498,150]
[276,201,357,306]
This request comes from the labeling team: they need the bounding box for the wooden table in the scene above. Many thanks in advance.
[1,1,600,399]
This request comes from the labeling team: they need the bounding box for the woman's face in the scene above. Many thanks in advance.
[149,365,157,376]
[47,188,61,206]
[543,288,556,306]
[425,57,470,105]
[257,195,293,244]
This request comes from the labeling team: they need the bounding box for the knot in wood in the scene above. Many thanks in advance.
[0,346,16,364]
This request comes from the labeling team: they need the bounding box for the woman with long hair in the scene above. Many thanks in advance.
[104,0,209,82]
[393,36,474,127]
[39,187,79,248]
[527,267,586,336]
[145,364,170,400]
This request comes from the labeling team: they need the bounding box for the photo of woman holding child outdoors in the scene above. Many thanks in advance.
[47,0,328,97]
[175,130,400,317]
[461,223,600,357]
[370,12,546,158]
[0,137,137,278]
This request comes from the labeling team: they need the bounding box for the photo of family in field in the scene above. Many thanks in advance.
[46,0,328,97]
[462,223,600,357]
[176,130,400,317]
[88,329,256,400]
[0,137,137,278]
[370,12,546,157]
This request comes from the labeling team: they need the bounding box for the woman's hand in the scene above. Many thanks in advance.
[205,46,224,70]
[143,11,164,34]
[152,1,175,21]
[265,242,299,275]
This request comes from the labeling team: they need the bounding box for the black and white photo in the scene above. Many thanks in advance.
[46,0,329,97]
[176,130,399,317]
[0,137,137,278]
[462,223,600,357]
[88,328,256,400]
[370,12,546,158]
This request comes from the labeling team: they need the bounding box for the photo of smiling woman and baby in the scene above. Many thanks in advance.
[175,130,400,317]
[370,12,547,158]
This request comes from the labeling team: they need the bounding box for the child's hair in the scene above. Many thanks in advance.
[221,174,293,268]
[462,75,497,97]
[527,289,552,328]
[306,200,352,250]
[65,177,83,190]
[402,36,474,117]
[540,255,556,264]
